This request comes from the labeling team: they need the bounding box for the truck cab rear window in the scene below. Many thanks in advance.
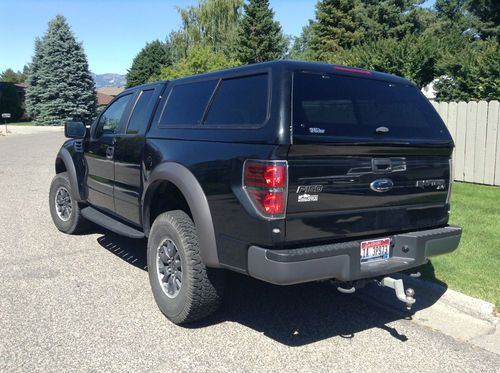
[293,72,450,142]
[127,89,154,134]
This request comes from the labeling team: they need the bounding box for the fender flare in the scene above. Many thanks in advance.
[56,147,84,202]
[143,162,220,268]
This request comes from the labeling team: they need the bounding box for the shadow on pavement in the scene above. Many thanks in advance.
[94,230,447,347]
[95,231,148,271]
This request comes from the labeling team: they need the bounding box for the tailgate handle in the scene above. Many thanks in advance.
[372,158,392,172]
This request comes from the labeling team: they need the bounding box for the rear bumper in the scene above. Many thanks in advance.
[247,225,461,285]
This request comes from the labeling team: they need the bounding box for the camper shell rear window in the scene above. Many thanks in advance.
[292,72,451,142]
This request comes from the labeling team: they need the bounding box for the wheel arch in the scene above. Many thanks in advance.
[143,162,220,268]
[55,147,84,202]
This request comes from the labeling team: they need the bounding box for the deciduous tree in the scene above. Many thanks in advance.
[159,46,239,80]
[435,38,500,101]
[173,0,244,59]
[328,34,440,88]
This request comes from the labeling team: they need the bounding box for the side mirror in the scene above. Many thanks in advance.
[65,121,86,139]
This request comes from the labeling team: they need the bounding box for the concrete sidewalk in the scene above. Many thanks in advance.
[355,273,499,356]
[0,125,63,136]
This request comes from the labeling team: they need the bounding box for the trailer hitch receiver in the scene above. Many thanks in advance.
[378,277,416,310]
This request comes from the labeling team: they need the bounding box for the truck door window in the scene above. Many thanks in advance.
[95,94,133,138]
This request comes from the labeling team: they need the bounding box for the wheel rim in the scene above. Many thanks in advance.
[55,186,72,222]
[156,239,182,298]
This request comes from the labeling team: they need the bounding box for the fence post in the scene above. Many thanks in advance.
[474,101,488,184]
[484,101,499,185]
[455,102,468,182]
[464,102,478,183]
[447,102,458,180]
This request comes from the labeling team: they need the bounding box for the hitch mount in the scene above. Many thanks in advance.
[377,277,416,310]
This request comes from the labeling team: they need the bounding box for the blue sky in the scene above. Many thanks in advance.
[0,0,436,75]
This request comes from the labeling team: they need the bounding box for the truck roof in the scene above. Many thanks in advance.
[123,60,414,94]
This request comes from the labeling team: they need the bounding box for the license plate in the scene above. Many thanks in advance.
[360,238,390,263]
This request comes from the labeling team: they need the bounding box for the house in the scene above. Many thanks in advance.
[96,92,114,107]
[0,81,26,120]
[96,86,124,108]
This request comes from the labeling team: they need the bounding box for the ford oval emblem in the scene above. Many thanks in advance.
[370,178,394,193]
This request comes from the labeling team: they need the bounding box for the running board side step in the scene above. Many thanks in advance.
[81,207,145,239]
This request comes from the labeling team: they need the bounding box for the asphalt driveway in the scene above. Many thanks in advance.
[0,130,498,372]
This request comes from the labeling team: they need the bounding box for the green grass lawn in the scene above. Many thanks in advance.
[417,182,500,308]
[5,121,34,126]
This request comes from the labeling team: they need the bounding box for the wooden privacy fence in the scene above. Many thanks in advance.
[431,100,500,186]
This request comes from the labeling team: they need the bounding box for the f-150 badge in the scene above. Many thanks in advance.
[297,185,322,202]
[296,185,323,194]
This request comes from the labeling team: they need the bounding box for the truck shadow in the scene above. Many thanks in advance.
[95,231,447,347]
[96,232,148,271]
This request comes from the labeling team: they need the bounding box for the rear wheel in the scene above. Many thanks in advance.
[49,172,88,234]
[147,210,224,324]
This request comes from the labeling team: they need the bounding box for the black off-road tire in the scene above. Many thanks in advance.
[49,172,89,234]
[147,210,224,324]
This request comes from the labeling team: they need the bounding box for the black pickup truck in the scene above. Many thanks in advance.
[50,61,461,324]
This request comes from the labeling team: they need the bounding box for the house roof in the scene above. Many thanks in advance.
[97,92,114,106]
[97,87,124,96]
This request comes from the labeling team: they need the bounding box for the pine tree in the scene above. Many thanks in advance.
[357,0,427,40]
[126,40,171,87]
[310,0,364,61]
[25,39,43,120]
[0,68,25,83]
[434,0,472,35]
[235,0,287,64]
[466,0,500,39]
[25,15,96,126]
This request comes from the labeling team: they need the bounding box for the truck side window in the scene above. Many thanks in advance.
[95,94,133,137]
[204,74,268,126]
[126,89,154,134]
[160,80,217,126]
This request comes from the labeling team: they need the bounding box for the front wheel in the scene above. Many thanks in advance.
[147,210,224,324]
[49,172,88,234]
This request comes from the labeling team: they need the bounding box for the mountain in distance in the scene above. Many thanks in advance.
[92,73,126,88]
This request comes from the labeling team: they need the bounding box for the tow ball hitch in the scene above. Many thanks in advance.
[377,277,416,310]
[334,276,416,310]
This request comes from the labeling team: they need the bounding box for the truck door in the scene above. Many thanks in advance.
[85,93,134,214]
[113,85,162,226]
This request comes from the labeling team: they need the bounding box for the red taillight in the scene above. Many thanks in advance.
[245,163,286,188]
[263,192,285,214]
[244,160,287,218]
